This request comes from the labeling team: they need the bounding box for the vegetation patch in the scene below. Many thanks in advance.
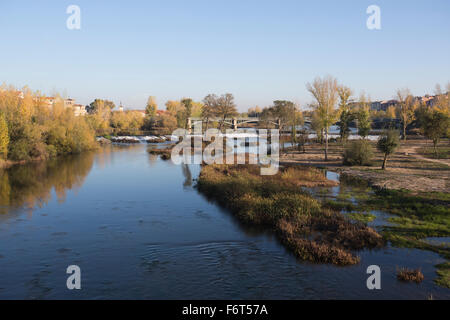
[396,267,424,283]
[323,200,357,212]
[320,183,450,287]
[148,147,172,160]
[435,262,450,288]
[197,164,384,266]
[347,212,376,223]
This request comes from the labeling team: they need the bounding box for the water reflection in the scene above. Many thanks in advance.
[0,153,95,216]
[182,164,193,188]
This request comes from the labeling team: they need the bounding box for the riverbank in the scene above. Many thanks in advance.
[0,156,48,170]
[197,164,384,266]
[279,139,449,287]
[197,159,449,288]
[0,146,100,170]
[280,139,449,193]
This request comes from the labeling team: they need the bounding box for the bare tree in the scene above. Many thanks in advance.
[306,76,339,161]
[202,94,218,131]
[216,93,238,131]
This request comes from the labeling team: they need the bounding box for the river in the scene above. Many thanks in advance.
[0,144,448,299]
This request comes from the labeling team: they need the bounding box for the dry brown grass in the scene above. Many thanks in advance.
[396,267,425,283]
[148,147,172,160]
[197,164,385,266]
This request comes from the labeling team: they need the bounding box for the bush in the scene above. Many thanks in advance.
[343,140,373,166]
[8,139,31,161]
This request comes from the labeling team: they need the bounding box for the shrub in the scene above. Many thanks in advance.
[396,267,424,283]
[343,140,373,166]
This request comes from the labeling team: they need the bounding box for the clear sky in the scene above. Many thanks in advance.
[0,0,449,111]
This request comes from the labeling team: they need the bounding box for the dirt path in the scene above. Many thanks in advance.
[405,146,450,167]
[280,140,450,193]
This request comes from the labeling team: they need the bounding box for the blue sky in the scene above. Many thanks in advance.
[0,0,449,111]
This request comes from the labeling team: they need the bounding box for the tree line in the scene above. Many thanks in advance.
[1,78,448,165]
[304,76,449,161]
[0,85,97,164]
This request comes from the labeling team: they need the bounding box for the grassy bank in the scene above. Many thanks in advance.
[324,176,450,288]
[197,164,384,266]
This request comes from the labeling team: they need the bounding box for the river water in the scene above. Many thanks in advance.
[0,144,448,299]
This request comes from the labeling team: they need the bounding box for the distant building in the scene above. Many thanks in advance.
[73,104,87,116]
[380,100,398,111]
[43,97,56,108]
[416,95,436,107]
[64,98,76,108]
[370,101,382,111]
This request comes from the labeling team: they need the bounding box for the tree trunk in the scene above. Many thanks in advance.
[382,153,388,170]
[433,140,438,158]
[324,128,328,161]
[205,119,209,132]
[403,123,407,142]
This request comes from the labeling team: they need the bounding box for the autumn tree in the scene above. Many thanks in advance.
[386,106,396,119]
[165,100,184,128]
[157,113,178,135]
[0,112,9,159]
[110,111,145,133]
[87,99,115,114]
[396,89,416,142]
[306,76,339,161]
[248,106,262,117]
[145,96,158,118]
[309,107,324,144]
[433,83,450,116]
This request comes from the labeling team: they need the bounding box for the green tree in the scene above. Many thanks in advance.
[181,98,193,129]
[420,109,449,157]
[0,112,9,159]
[377,130,400,170]
[337,85,354,144]
[356,95,371,139]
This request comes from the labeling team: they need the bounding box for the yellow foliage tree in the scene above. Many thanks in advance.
[0,112,9,159]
